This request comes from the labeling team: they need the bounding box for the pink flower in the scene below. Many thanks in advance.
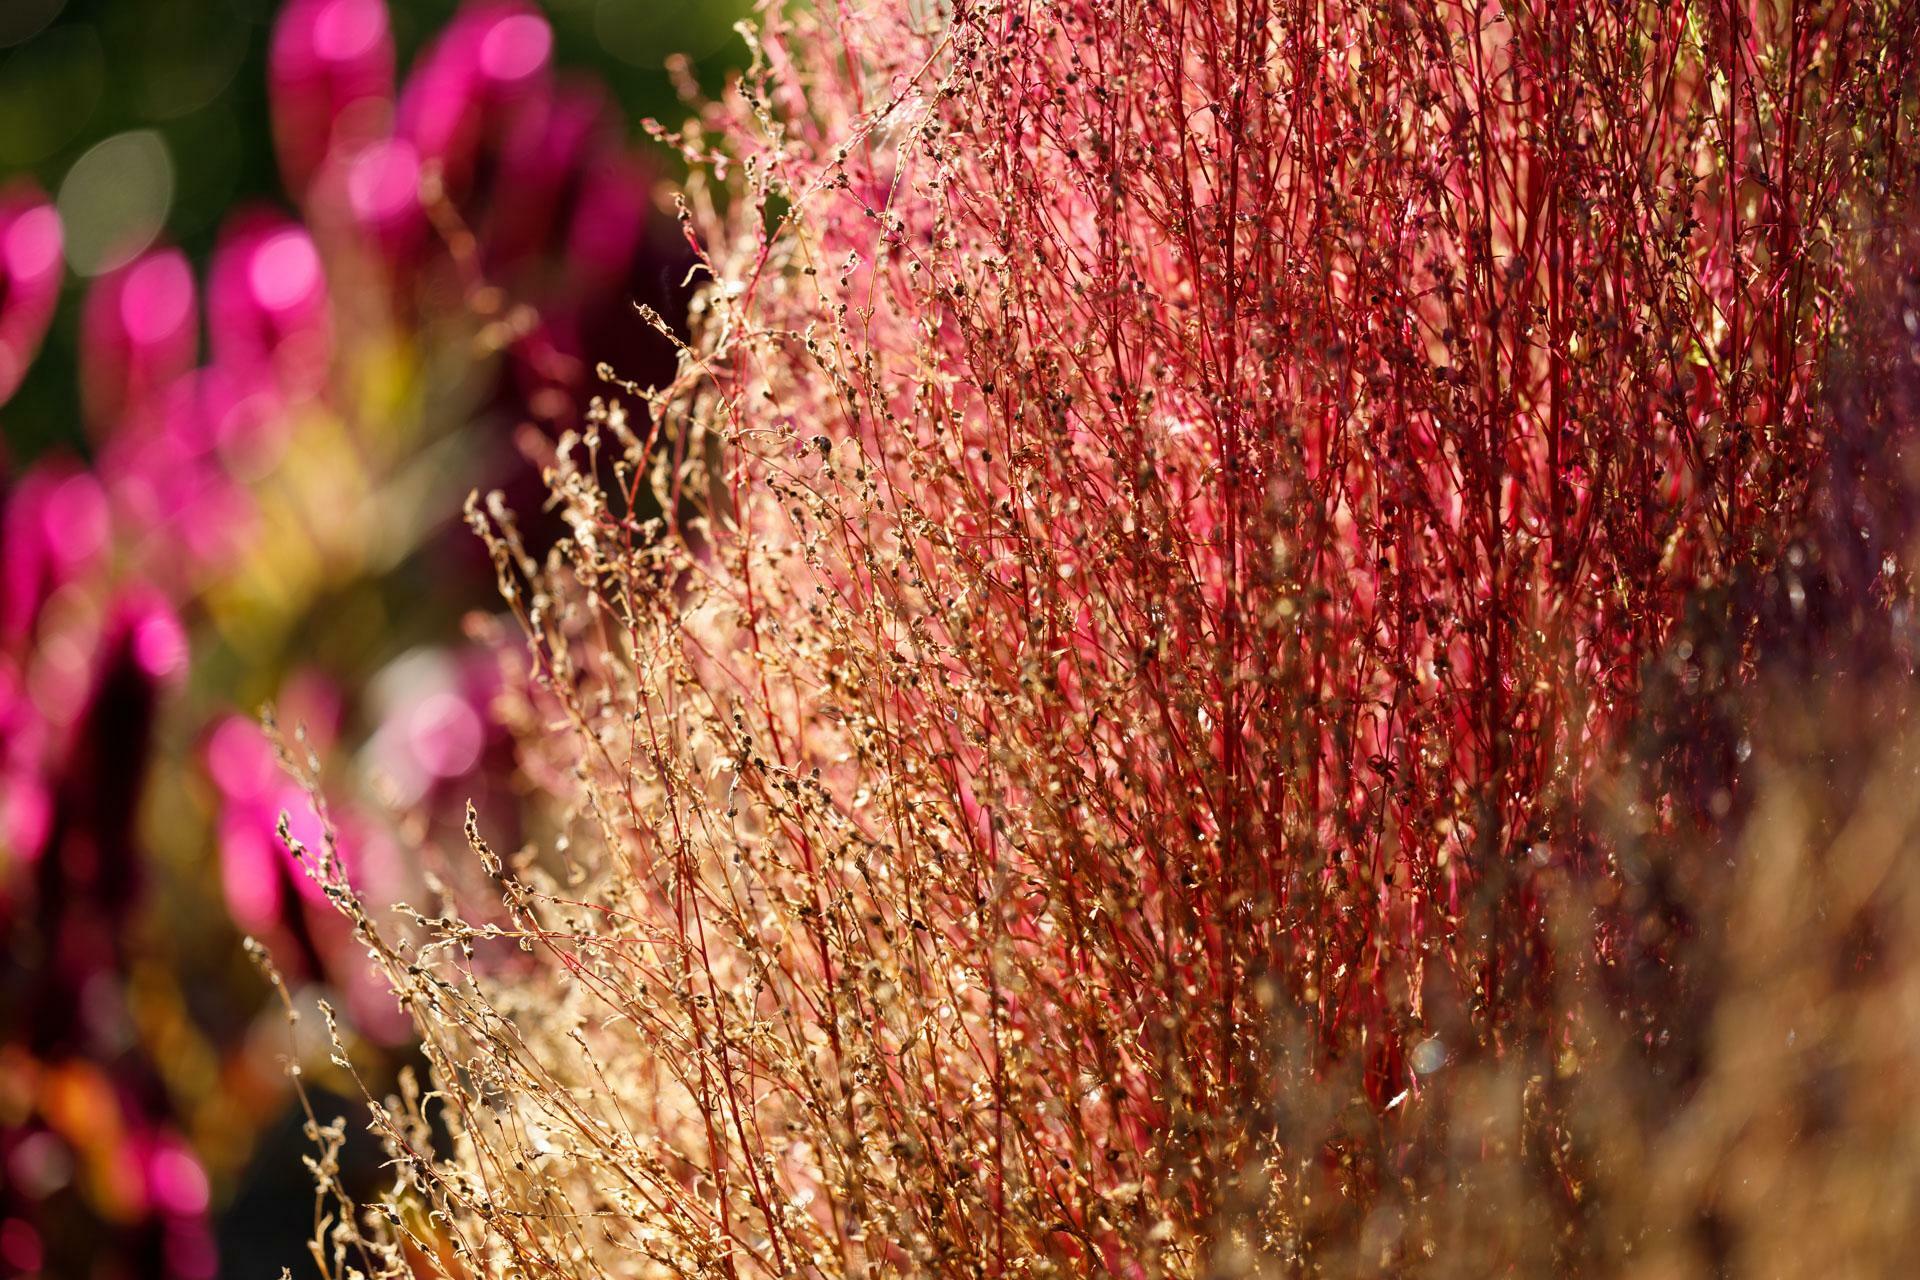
[505,146,686,423]
[117,597,187,685]
[483,82,615,271]
[365,646,499,807]
[0,463,118,870]
[1,463,111,654]
[207,210,332,399]
[0,185,62,407]
[331,135,427,256]
[79,249,198,438]
[563,148,654,292]
[215,789,330,931]
[207,705,414,1045]
[142,1136,210,1219]
[99,367,268,582]
[0,668,53,863]
[396,2,553,203]
[204,677,351,930]
[270,0,396,199]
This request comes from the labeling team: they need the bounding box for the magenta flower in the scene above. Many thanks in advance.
[269,0,396,200]
[521,144,686,417]
[5,586,184,1007]
[207,210,332,399]
[484,81,614,272]
[0,463,110,657]
[204,677,352,929]
[269,0,688,436]
[329,135,427,256]
[364,645,502,808]
[0,465,92,866]
[140,1134,215,1278]
[2,5,699,1274]
[0,679,51,864]
[0,186,62,409]
[99,367,265,584]
[216,783,344,929]
[79,249,198,438]
[202,684,412,1044]
[396,1,553,202]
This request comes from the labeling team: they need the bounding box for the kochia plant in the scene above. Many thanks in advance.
[298,0,1919,1274]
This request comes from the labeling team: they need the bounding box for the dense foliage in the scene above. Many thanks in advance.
[283,0,1920,1276]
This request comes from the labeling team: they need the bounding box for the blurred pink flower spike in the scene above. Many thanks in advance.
[365,645,498,807]
[263,786,358,910]
[205,713,283,806]
[566,148,654,295]
[203,673,345,930]
[397,1,553,203]
[207,723,308,932]
[110,590,189,686]
[0,698,53,864]
[99,368,269,581]
[508,147,681,415]
[79,249,198,440]
[334,135,432,257]
[270,0,396,200]
[0,461,106,866]
[216,801,288,932]
[485,82,614,271]
[1,462,111,653]
[0,186,63,408]
[144,1133,216,1280]
[208,211,332,400]
[204,673,344,809]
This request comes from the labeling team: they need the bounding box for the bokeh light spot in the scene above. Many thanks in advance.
[57,130,174,277]
[148,1145,210,1218]
[2,204,62,280]
[44,472,110,569]
[4,1132,73,1198]
[313,0,386,61]
[119,251,195,347]
[478,13,552,85]
[0,1219,44,1274]
[410,690,483,779]
[249,229,322,312]
[594,0,738,66]
[131,608,188,681]
[345,138,420,225]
